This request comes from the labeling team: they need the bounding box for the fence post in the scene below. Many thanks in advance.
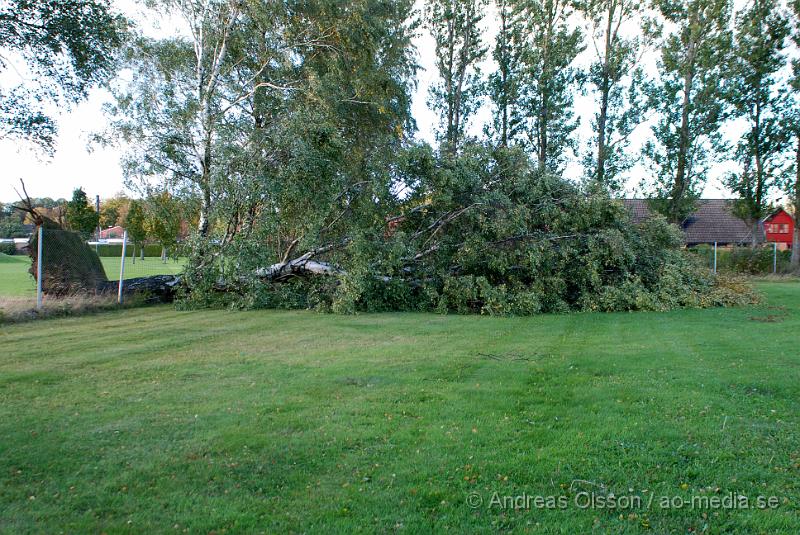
[773,242,778,274]
[118,230,128,304]
[713,242,717,274]
[36,226,43,310]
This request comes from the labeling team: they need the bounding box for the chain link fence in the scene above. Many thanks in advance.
[89,240,185,282]
[689,243,796,275]
[0,228,185,316]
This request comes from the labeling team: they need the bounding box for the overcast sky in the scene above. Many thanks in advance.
[0,0,791,204]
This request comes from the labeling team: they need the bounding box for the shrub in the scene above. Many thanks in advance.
[0,242,16,255]
[94,243,164,257]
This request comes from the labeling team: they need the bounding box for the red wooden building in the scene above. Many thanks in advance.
[99,225,125,239]
[763,209,794,249]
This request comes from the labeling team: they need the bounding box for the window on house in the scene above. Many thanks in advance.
[780,224,789,234]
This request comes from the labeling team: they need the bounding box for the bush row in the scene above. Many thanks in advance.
[92,243,165,257]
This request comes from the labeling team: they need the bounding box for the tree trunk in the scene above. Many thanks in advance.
[752,221,760,248]
[254,241,349,281]
[595,2,616,187]
[105,274,181,303]
[446,18,456,155]
[674,67,694,223]
[537,3,555,171]
[499,0,509,147]
[753,100,764,249]
[197,142,213,237]
[673,14,697,225]
[452,2,476,156]
[193,4,237,237]
[538,98,548,169]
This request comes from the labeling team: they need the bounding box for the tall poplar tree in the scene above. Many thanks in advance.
[724,0,790,244]
[643,0,732,224]
[517,0,584,173]
[487,0,526,147]
[426,0,488,155]
[579,0,655,192]
[787,0,800,266]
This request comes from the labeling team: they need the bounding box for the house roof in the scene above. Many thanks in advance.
[99,225,124,238]
[622,199,760,245]
[763,208,791,223]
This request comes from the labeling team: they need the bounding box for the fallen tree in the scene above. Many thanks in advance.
[181,145,759,314]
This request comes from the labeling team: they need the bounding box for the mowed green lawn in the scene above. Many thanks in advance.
[99,256,185,281]
[0,254,35,298]
[1,283,799,533]
[0,254,184,298]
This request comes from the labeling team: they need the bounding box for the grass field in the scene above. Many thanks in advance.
[0,253,184,299]
[99,256,185,280]
[0,254,35,298]
[1,282,799,533]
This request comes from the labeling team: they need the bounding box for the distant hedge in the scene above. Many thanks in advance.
[0,242,16,255]
[93,243,164,257]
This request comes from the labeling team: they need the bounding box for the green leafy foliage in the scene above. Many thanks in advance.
[426,0,488,153]
[495,0,584,172]
[145,191,182,256]
[724,0,790,233]
[0,214,27,239]
[188,144,756,314]
[0,0,125,151]
[124,199,148,252]
[487,0,526,148]
[64,188,100,238]
[643,0,733,224]
[0,242,16,255]
[578,0,655,192]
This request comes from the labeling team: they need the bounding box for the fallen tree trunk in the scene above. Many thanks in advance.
[255,259,342,281]
[254,241,348,281]
[100,275,182,303]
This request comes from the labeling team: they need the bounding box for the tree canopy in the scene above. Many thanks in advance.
[0,0,125,152]
[85,0,791,312]
[64,188,99,238]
